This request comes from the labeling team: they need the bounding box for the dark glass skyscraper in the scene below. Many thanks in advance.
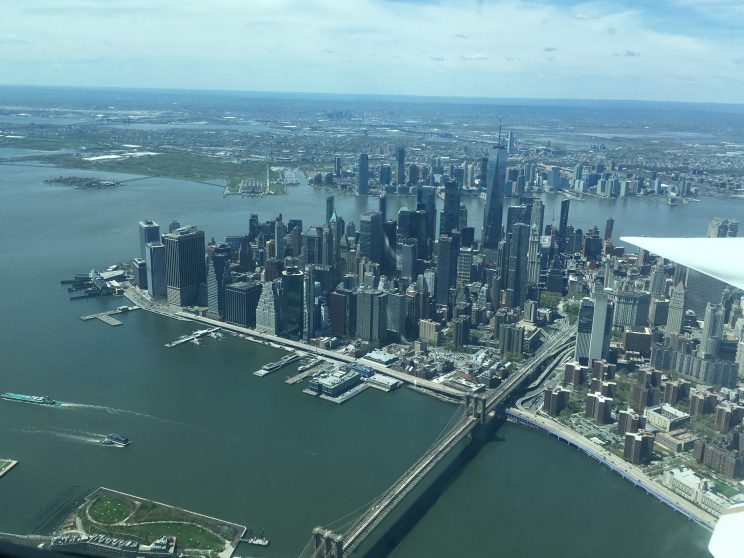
[163,226,206,307]
[395,146,406,185]
[359,211,383,265]
[440,179,461,236]
[481,145,507,251]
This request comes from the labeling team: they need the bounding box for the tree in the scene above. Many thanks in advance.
[539,291,561,311]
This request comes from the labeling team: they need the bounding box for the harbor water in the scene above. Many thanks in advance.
[1,160,737,556]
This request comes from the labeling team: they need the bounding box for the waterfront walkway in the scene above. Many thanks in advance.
[507,407,717,531]
[123,286,467,400]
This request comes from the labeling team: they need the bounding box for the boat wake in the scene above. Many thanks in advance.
[11,426,104,444]
[60,402,195,430]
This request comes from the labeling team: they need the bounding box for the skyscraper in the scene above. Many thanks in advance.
[395,146,406,185]
[530,200,544,236]
[163,226,206,307]
[356,287,388,345]
[576,297,594,364]
[357,153,369,195]
[666,282,686,335]
[205,243,231,320]
[256,280,281,334]
[435,234,459,306]
[145,242,166,300]
[275,216,287,260]
[604,217,614,241]
[506,223,530,308]
[280,267,303,337]
[359,211,383,265]
[527,224,541,287]
[588,288,614,364]
[139,220,160,260]
[557,199,570,253]
[700,302,724,358]
[481,144,507,251]
[325,196,335,223]
[440,179,461,236]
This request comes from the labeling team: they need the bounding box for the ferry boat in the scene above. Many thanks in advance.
[246,530,270,547]
[254,353,301,376]
[101,433,130,447]
[1,392,61,407]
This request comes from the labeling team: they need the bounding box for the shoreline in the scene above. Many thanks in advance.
[507,408,717,531]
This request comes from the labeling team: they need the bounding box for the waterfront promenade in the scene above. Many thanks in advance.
[123,287,467,400]
[507,407,717,531]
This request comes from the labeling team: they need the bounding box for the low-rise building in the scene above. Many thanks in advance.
[643,404,690,432]
[662,467,733,517]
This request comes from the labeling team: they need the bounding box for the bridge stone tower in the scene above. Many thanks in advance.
[464,394,487,424]
[312,527,344,558]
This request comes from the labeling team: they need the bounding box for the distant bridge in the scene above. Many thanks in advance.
[304,324,576,558]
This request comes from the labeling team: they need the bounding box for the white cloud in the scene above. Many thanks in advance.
[0,0,742,102]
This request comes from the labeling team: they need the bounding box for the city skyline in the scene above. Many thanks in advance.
[2,0,744,104]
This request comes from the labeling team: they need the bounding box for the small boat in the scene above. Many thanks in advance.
[246,530,270,547]
[101,433,130,447]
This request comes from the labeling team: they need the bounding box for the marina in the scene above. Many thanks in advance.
[164,327,220,348]
[253,353,302,377]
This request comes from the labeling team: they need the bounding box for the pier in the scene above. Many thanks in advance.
[164,327,220,348]
[79,306,138,327]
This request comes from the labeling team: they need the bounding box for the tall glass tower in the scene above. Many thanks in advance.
[481,144,507,251]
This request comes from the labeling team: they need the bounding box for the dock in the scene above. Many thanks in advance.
[0,459,18,479]
[285,359,324,384]
[164,327,220,348]
[253,353,301,377]
[80,306,138,326]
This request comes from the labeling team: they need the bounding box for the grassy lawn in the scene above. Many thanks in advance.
[88,495,131,524]
[93,523,224,551]
[129,502,240,541]
[21,150,274,185]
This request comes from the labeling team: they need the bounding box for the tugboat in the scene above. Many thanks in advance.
[100,433,130,447]
[246,529,270,547]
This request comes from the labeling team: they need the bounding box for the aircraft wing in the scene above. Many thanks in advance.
[708,503,744,558]
[620,237,744,290]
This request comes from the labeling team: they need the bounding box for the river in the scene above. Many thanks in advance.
[1,160,735,557]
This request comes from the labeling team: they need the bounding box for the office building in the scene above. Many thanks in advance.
[576,297,594,364]
[224,281,262,328]
[708,217,739,238]
[481,144,507,251]
[139,220,160,260]
[205,245,231,320]
[395,146,406,185]
[440,179,461,235]
[131,258,147,289]
[279,267,303,337]
[356,288,388,346]
[145,242,167,300]
[163,226,206,307]
[666,282,686,335]
[357,153,369,195]
[700,302,724,358]
[255,280,281,333]
[588,289,614,364]
[435,234,459,306]
[359,211,383,265]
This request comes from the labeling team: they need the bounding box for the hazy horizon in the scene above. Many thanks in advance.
[2,1,744,104]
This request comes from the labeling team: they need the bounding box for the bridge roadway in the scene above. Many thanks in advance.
[334,325,577,558]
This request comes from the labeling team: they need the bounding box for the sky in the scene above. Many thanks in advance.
[2,0,744,103]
